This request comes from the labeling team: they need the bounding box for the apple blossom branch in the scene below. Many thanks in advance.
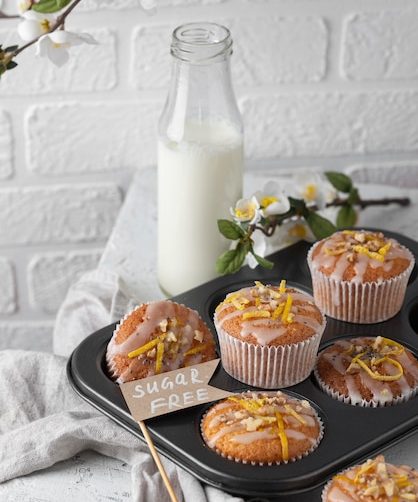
[216,171,411,274]
[14,0,83,56]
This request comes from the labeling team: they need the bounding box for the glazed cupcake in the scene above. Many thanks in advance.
[315,336,418,407]
[201,390,323,465]
[107,300,217,383]
[214,280,326,388]
[322,455,418,501]
[308,230,414,323]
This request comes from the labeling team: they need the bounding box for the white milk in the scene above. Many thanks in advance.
[158,119,243,296]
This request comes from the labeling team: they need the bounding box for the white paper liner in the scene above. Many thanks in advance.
[106,305,142,382]
[200,394,325,466]
[314,360,418,408]
[307,241,415,324]
[215,319,325,389]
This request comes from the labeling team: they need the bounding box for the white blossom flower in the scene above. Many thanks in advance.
[36,30,97,67]
[253,181,290,217]
[231,196,261,225]
[277,219,315,246]
[17,11,55,42]
[246,232,267,269]
[17,0,36,14]
[293,172,336,209]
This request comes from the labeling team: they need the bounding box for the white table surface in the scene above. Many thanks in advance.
[2,167,418,501]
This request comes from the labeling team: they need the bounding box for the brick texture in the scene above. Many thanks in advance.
[342,10,418,81]
[0,258,16,315]
[0,111,13,180]
[131,16,327,89]
[0,184,122,245]
[28,250,102,314]
[0,28,117,95]
[26,102,161,174]
[241,91,418,158]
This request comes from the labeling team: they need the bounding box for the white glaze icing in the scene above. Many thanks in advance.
[216,286,323,346]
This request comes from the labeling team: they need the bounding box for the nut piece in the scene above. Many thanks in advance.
[147,348,156,358]
[159,319,168,332]
[194,330,204,342]
[166,331,177,343]
[354,232,366,243]
[241,417,263,432]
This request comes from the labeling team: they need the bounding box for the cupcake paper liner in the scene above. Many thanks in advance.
[313,361,418,408]
[215,319,326,389]
[106,304,142,382]
[307,242,415,324]
[200,398,325,466]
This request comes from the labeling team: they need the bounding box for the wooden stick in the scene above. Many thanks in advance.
[138,420,180,502]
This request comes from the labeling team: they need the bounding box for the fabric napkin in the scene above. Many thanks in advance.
[0,269,245,502]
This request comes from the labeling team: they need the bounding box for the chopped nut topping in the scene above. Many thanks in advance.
[159,319,168,332]
[301,400,310,409]
[147,348,156,358]
[354,232,366,243]
[166,331,177,343]
[241,417,263,432]
[194,330,204,342]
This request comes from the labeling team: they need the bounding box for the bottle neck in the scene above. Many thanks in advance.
[161,50,242,142]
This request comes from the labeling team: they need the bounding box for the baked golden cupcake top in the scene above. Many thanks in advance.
[107,300,216,383]
[324,455,418,501]
[316,337,418,406]
[310,230,412,283]
[214,280,324,346]
[201,391,322,465]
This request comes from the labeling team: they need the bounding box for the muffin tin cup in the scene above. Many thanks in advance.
[200,394,325,466]
[215,322,325,389]
[307,243,415,324]
[313,364,418,408]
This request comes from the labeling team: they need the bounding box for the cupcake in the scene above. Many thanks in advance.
[322,455,418,501]
[315,336,418,407]
[214,280,326,388]
[107,300,217,383]
[201,390,323,465]
[308,230,414,323]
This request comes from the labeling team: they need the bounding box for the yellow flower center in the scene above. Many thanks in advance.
[288,223,307,239]
[303,183,317,201]
[235,202,256,220]
[260,195,278,209]
[40,19,51,33]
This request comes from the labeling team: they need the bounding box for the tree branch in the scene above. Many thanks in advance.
[11,0,84,57]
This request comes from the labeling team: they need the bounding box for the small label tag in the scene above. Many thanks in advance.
[120,359,233,422]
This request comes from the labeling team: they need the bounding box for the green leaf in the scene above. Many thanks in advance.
[336,204,357,229]
[216,241,249,275]
[6,61,17,70]
[217,219,245,240]
[305,211,337,240]
[33,0,72,13]
[347,187,360,205]
[325,171,353,193]
[5,45,18,53]
[251,252,274,270]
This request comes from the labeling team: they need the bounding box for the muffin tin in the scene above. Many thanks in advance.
[67,229,418,500]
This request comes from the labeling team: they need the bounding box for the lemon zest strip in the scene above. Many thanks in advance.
[155,341,165,374]
[128,334,166,359]
[275,412,289,462]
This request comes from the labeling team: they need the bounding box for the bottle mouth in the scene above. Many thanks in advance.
[171,22,232,63]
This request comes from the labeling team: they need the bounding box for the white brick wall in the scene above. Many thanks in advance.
[1,0,418,350]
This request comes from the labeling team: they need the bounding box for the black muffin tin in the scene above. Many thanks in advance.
[67,229,418,500]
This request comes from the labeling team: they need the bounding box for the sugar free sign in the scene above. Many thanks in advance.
[120,359,232,422]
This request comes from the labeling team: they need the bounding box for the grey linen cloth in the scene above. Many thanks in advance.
[0,269,244,502]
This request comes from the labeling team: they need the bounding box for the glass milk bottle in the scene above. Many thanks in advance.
[158,23,243,296]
